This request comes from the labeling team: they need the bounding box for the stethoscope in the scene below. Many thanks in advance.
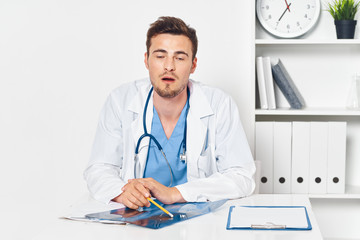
[134,86,190,187]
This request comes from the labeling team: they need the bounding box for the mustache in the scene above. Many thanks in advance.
[159,72,178,79]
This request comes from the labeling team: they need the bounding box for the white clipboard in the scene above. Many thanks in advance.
[226,206,312,230]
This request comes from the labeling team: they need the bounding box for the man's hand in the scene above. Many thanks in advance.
[131,178,186,204]
[112,179,151,209]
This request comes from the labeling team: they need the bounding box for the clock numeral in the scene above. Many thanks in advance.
[307,4,310,9]
[297,22,300,27]
[304,14,308,18]
[287,24,291,29]
[265,14,272,21]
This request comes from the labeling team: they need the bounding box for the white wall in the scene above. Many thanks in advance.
[0,0,254,235]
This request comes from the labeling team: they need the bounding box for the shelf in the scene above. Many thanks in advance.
[255,107,360,116]
[255,39,360,45]
[254,6,360,203]
[308,185,360,199]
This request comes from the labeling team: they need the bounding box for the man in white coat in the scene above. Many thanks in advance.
[84,16,256,209]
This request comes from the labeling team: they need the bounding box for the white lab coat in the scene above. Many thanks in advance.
[84,78,256,204]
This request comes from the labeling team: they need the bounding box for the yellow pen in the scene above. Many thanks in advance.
[147,198,174,218]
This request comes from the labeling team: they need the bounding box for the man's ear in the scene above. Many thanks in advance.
[190,57,197,74]
[144,52,149,70]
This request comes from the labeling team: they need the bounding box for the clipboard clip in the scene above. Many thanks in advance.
[251,222,286,229]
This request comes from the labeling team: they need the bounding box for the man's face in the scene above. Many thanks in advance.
[144,33,197,98]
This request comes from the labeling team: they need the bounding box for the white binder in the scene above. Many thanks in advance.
[256,56,268,109]
[263,56,276,109]
[327,122,347,194]
[253,160,262,194]
[273,122,292,193]
[255,122,274,193]
[309,122,328,194]
[291,122,310,194]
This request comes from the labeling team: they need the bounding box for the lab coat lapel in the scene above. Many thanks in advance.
[129,83,153,179]
[186,81,214,179]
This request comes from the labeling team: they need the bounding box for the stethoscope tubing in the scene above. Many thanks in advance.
[133,86,190,187]
[135,87,189,155]
[135,88,163,154]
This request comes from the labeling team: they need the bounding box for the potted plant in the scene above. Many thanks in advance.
[326,0,360,39]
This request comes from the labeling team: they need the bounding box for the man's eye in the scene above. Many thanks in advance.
[156,55,165,59]
[176,57,184,61]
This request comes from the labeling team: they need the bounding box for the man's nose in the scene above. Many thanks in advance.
[164,57,175,72]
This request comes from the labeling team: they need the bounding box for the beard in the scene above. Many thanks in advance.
[152,83,186,98]
[151,72,187,98]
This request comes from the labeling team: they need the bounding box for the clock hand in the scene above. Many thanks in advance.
[285,0,291,12]
[278,3,292,22]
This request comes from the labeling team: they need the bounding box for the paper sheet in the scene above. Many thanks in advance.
[229,206,309,228]
[61,195,126,224]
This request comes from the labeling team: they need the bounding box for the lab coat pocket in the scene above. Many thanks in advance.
[197,147,213,178]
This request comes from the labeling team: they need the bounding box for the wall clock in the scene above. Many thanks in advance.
[256,0,321,38]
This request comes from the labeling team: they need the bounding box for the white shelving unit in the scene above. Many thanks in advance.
[255,107,360,116]
[256,39,360,45]
[309,185,360,199]
[253,1,360,199]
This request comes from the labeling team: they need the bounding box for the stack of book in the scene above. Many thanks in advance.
[256,57,305,109]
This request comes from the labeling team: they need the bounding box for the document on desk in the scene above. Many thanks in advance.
[61,196,126,224]
[226,206,312,230]
[86,199,227,229]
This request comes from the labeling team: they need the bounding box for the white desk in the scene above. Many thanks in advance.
[32,194,323,240]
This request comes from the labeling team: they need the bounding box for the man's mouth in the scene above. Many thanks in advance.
[161,76,175,82]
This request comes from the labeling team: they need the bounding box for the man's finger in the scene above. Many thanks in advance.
[136,185,151,207]
[123,198,138,209]
[126,192,145,208]
[122,183,129,191]
[122,179,146,192]
[130,189,150,207]
[137,179,156,191]
[133,181,151,198]
[130,182,151,206]
[120,193,139,209]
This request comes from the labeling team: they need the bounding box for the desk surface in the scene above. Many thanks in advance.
[32,194,323,240]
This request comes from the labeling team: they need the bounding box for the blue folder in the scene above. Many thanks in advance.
[226,206,312,231]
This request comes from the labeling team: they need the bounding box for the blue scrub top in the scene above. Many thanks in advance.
[143,101,188,187]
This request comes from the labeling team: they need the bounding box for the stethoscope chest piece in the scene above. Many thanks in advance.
[180,153,187,163]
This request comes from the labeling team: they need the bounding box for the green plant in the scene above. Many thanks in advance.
[326,0,360,20]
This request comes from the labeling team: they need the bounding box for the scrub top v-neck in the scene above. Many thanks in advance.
[143,101,189,187]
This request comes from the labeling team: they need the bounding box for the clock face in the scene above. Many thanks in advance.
[256,0,321,38]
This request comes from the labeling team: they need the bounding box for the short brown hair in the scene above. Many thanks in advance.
[146,16,198,60]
